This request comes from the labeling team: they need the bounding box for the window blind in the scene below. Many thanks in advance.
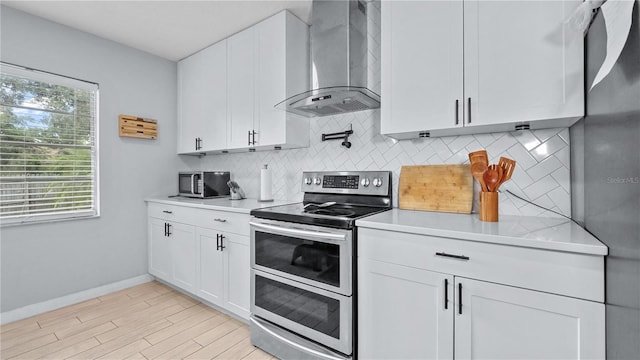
[0,63,99,225]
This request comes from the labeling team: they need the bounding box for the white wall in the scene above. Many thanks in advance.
[200,0,572,218]
[201,112,572,217]
[0,6,180,312]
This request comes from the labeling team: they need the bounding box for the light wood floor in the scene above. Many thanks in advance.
[0,281,276,360]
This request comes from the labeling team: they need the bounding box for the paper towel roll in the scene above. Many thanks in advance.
[260,164,273,202]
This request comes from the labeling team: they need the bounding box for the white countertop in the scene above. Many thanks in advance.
[145,196,294,214]
[356,209,608,256]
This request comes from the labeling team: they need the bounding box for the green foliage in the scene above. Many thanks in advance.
[0,73,95,216]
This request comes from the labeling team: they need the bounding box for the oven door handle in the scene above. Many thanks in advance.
[249,317,346,360]
[250,222,346,242]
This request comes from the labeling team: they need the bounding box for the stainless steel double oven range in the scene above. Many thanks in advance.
[249,171,392,360]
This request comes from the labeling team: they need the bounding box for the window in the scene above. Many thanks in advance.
[0,63,99,225]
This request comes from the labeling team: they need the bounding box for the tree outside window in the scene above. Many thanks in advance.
[0,64,99,225]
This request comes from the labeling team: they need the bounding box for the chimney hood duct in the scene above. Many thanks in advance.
[275,0,380,117]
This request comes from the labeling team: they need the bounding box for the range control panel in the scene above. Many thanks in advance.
[323,175,359,189]
[301,171,391,196]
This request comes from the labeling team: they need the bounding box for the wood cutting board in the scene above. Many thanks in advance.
[399,165,473,213]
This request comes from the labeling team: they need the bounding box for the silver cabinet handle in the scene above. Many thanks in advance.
[213,218,227,223]
[467,97,472,124]
[455,99,459,125]
[162,210,173,214]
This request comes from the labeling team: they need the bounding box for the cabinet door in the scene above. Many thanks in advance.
[177,57,200,153]
[254,12,286,147]
[455,277,605,360]
[197,228,224,306]
[169,222,197,292]
[227,28,256,149]
[223,232,250,319]
[381,0,464,137]
[177,41,228,153]
[358,259,454,359]
[149,217,171,280]
[463,0,583,126]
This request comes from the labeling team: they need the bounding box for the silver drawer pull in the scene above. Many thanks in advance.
[435,252,470,261]
[162,210,173,214]
[214,218,227,223]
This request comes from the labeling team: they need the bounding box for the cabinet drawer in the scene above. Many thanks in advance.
[147,202,199,224]
[148,202,250,235]
[358,228,604,302]
[194,209,249,235]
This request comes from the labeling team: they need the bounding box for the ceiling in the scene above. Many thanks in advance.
[3,0,313,62]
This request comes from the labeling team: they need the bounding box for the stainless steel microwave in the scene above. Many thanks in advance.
[178,171,230,198]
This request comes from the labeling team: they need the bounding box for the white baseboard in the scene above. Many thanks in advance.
[0,274,154,324]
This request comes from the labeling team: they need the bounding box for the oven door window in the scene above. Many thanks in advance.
[178,174,191,194]
[178,173,200,195]
[255,274,340,339]
[254,231,340,287]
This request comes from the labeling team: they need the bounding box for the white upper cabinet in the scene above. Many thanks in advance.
[177,40,227,154]
[227,11,310,151]
[254,12,310,148]
[381,0,584,139]
[381,0,464,135]
[227,27,256,149]
[178,10,309,155]
[463,0,584,128]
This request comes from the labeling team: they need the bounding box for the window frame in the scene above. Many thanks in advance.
[0,63,100,226]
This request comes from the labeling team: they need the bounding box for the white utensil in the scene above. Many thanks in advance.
[303,201,337,209]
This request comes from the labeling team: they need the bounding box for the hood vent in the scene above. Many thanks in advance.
[276,0,380,118]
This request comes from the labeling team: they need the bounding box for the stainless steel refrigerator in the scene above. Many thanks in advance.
[571,1,640,358]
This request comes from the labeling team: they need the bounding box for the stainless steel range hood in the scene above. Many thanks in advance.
[275,0,380,117]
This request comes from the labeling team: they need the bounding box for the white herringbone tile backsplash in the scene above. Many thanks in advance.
[196,0,571,218]
[199,110,571,218]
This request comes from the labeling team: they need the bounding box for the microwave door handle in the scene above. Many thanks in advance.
[190,174,196,195]
[250,221,346,242]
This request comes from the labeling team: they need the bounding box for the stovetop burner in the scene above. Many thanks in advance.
[250,171,393,229]
[251,202,390,229]
[304,207,357,217]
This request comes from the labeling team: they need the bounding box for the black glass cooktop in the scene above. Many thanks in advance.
[250,202,390,229]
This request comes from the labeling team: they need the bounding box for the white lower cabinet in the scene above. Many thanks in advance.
[358,228,605,360]
[169,222,197,292]
[222,232,250,318]
[147,201,251,320]
[455,278,605,360]
[148,217,196,293]
[197,228,225,306]
[148,217,172,280]
[196,228,250,319]
[358,259,453,360]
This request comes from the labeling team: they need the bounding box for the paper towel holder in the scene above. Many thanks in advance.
[259,164,274,202]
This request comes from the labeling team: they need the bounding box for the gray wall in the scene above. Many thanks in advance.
[0,6,180,312]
